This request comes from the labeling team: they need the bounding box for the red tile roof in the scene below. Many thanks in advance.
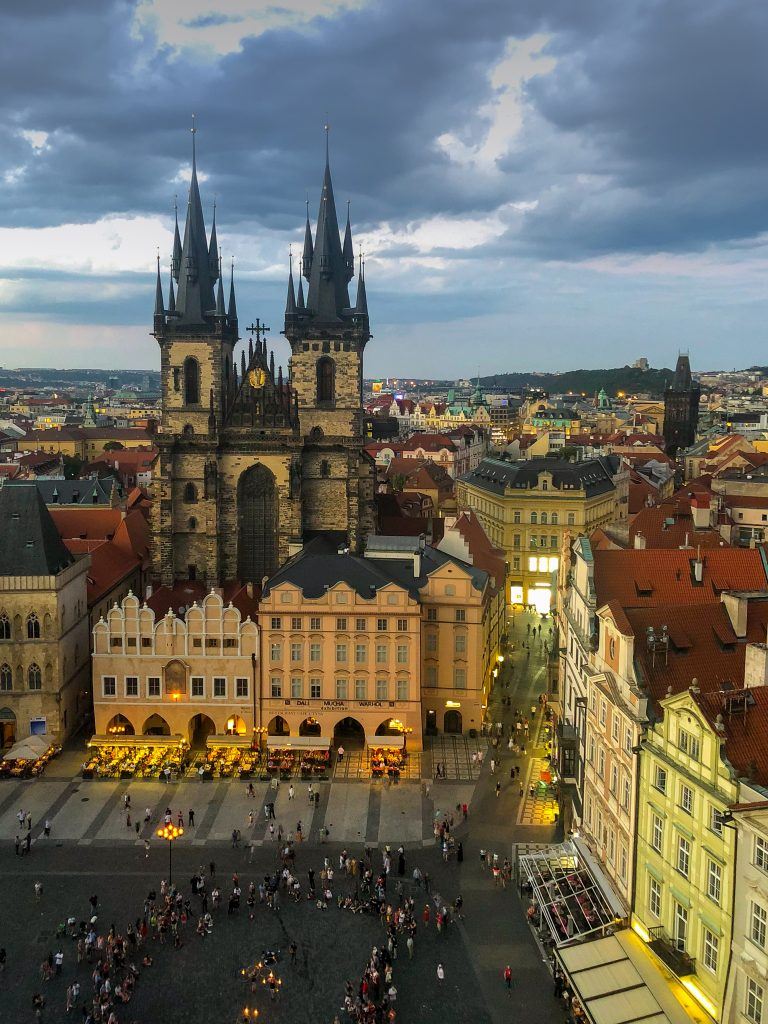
[146,581,260,622]
[594,547,768,608]
[448,511,505,590]
[696,683,768,787]
[629,501,729,550]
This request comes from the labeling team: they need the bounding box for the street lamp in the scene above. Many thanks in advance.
[156,822,183,886]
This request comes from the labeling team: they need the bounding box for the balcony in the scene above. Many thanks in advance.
[648,927,696,977]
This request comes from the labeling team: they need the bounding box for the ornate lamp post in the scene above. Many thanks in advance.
[156,822,183,886]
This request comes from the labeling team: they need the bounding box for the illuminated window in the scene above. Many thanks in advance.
[528,557,537,571]
[538,557,548,572]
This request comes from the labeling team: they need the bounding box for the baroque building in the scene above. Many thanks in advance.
[150,134,374,587]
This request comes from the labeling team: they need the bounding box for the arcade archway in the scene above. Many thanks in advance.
[299,717,322,737]
[267,715,289,736]
[142,713,171,736]
[189,714,216,747]
[333,716,365,749]
[106,713,135,737]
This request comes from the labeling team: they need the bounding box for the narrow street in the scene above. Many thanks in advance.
[453,608,564,1024]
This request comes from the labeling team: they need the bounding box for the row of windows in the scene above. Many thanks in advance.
[103,676,249,699]
[0,662,42,690]
[269,677,410,701]
[269,616,413,631]
[648,811,724,902]
[109,636,240,650]
[275,590,405,606]
[270,642,411,665]
[0,611,42,640]
[650,764,725,834]
[590,694,634,754]
[584,797,629,881]
[587,735,632,810]
[646,875,721,975]
[512,536,560,551]
[422,665,466,688]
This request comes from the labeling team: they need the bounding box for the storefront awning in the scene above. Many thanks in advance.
[366,734,405,748]
[519,840,621,946]
[556,929,712,1024]
[88,734,186,747]
[266,736,330,749]
[571,837,628,919]
[207,736,253,748]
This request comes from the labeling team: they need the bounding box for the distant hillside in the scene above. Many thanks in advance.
[480,366,675,397]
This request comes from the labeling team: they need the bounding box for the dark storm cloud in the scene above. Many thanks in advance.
[0,0,766,372]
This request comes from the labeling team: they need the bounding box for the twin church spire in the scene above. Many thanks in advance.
[154,125,368,336]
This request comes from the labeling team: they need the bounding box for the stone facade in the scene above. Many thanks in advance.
[0,559,91,746]
[150,143,374,587]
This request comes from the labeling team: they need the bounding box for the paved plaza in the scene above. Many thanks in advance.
[0,610,565,1024]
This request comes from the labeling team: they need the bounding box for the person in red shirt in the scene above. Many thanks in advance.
[422,905,430,927]
[504,965,512,991]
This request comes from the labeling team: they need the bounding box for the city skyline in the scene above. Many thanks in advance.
[0,1,766,375]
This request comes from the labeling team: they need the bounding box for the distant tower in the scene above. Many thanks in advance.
[663,353,700,456]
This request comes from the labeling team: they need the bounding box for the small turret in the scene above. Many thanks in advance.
[343,200,354,283]
[208,201,219,281]
[302,199,313,280]
[285,253,297,319]
[228,259,238,327]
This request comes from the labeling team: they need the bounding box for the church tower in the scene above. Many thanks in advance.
[283,137,374,546]
[663,353,700,456]
[151,128,301,587]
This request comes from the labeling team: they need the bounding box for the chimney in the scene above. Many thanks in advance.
[246,582,253,599]
[744,642,768,688]
[693,546,704,583]
[413,550,422,577]
[145,584,153,599]
[633,532,646,550]
[722,591,748,638]
[691,495,711,530]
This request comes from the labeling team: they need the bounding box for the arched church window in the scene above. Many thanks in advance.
[0,613,9,640]
[183,483,198,503]
[184,357,200,405]
[237,465,278,584]
[28,663,42,690]
[26,613,40,640]
[317,357,335,404]
[182,424,194,437]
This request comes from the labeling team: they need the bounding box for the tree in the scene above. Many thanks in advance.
[62,455,84,479]
[103,441,124,451]
[391,473,407,493]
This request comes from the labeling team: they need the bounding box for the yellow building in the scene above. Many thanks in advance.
[634,685,734,1022]
[259,532,502,745]
[92,588,259,742]
[457,456,626,612]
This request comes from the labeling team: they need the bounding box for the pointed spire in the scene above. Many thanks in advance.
[215,253,226,318]
[168,268,176,315]
[278,364,284,389]
[285,249,297,317]
[269,350,275,380]
[355,250,368,317]
[172,196,182,282]
[208,199,219,280]
[240,349,246,379]
[342,199,354,283]
[174,115,216,324]
[304,128,351,321]
[302,198,313,280]
[154,249,164,317]
[297,259,305,310]
[228,258,238,324]
[248,338,254,364]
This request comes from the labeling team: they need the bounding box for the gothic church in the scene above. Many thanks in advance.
[150,138,374,587]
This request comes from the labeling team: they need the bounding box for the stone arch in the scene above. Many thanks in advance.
[317,356,335,404]
[183,356,200,405]
[267,715,289,736]
[0,663,10,690]
[189,713,216,747]
[28,663,42,689]
[237,464,278,583]
[0,611,10,640]
[225,714,247,736]
[183,482,198,503]
[375,718,402,736]
[0,706,16,748]
[106,713,135,736]
[182,423,195,437]
[188,517,197,530]
[333,716,365,747]
[26,612,40,639]
[444,709,462,734]
[309,426,324,442]
[142,713,171,736]
[299,716,321,737]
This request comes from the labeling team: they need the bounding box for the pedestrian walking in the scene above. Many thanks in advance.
[43,819,51,838]
[188,808,195,826]
[490,758,496,775]
[177,811,184,828]
[495,781,501,797]
[144,840,150,858]
[248,810,254,828]
[337,745,345,762]
[437,963,445,982]
[14,835,20,856]
[288,784,295,801]
[504,965,512,991]
[407,935,414,958]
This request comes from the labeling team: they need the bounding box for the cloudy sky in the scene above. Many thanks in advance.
[0,0,765,377]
